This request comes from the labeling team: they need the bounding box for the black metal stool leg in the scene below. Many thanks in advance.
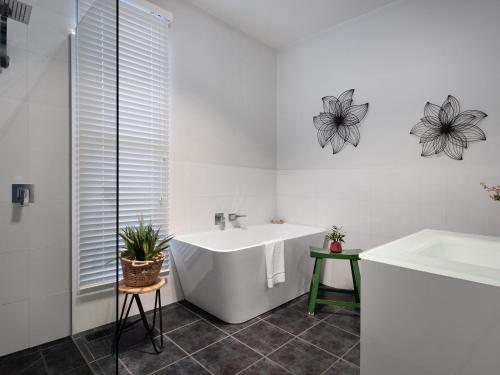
[152,291,158,333]
[158,290,163,347]
[113,294,134,354]
[134,294,162,353]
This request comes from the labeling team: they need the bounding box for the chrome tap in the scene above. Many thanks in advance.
[228,213,247,222]
[215,213,225,230]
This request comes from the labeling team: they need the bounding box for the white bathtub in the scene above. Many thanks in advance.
[170,223,325,323]
[360,230,500,375]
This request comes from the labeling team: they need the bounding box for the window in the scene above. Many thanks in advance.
[73,0,171,291]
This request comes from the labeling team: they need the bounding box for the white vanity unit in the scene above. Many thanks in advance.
[360,230,500,375]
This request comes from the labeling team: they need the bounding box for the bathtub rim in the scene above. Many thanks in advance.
[171,223,326,253]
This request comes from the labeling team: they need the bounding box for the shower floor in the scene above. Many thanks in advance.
[75,292,360,375]
[0,337,92,374]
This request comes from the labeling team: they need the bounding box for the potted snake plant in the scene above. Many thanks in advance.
[119,216,174,287]
[326,225,345,253]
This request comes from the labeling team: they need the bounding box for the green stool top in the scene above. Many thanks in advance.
[310,247,363,260]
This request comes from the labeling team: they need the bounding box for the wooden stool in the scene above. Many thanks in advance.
[114,277,166,354]
[308,247,362,315]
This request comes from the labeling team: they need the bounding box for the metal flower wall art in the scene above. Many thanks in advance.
[313,89,369,154]
[410,95,487,160]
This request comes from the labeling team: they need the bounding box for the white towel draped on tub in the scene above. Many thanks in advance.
[263,239,285,288]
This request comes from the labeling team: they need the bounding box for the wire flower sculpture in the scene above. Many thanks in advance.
[410,95,487,160]
[313,89,369,154]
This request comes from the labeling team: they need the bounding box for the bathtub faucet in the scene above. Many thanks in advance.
[215,213,225,230]
[228,213,247,222]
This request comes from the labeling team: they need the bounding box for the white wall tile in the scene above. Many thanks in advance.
[0,300,29,356]
[0,97,29,159]
[0,250,29,305]
[28,151,69,203]
[28,54,70,108]
[169,161,277,235]
[0,47,29,100]
[276,194,316,226]
[29,201,70,250]
[29,246,70,298]
[28,102,69,153]
[27,6,74,62]
[0,202,32,253]
[29,292,70,347]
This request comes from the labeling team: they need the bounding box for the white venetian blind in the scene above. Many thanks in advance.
[73,0,170,291]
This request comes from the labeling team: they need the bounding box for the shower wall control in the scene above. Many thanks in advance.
[12,184,34,206]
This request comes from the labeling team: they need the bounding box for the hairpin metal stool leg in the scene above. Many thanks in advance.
[135,294,162,353]
[113,291,164,355]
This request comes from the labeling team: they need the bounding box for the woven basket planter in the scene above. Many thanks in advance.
[120,252,165,287]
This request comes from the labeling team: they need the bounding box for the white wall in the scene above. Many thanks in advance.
[72,0,277,333]
[160,0,277,234]
[0,0,75,355]
[276,0,500,288]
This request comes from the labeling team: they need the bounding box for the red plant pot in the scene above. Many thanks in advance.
[330,242,342,253]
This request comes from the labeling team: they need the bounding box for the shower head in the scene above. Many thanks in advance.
[0,0,32,24]
[0,0,31,71]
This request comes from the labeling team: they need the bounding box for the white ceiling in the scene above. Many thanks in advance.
[186,0,397,49]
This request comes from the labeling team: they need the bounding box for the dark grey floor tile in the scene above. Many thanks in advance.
[233,320,293,355]
[343,343,360,366]
[268,339,337,375]
[155,357,210,374]
[119,337,185,375]
[80,323,116,343]
[60,364,93,375]
[289,294,311,312]
[342,306,361,315]
[324,359,359,375]
[258,299,299,319]
[85,323,160,361]
[239,358,290,375]
[324,309,360,336]
[167,320,227,354]
[0,348,45,374]
[73,337,94,363]
[180,300,259,334]
[161,304,200,333]
[264,305,319,335]
[299,322,359,357]
[312,304,344,320]
[90,356,129,375]
[289,292,343,317]
[38,337,74,351]
[83,335,113,362]
[192,337,262,375]
[204,316,260,335]
[0,348,46,375]
[41,340,87,375]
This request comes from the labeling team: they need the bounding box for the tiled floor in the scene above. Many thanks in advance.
[0,336,93,375]
[75,292,361,375]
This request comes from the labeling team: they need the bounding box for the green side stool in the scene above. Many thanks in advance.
[308,246,362,315]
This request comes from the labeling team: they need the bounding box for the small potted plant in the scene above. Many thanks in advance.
[119,216,174,287]
[326,225,345,253]
[481,182,500,201]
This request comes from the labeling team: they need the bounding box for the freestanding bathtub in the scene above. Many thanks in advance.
[170,223,325,323]
[360,229,500,375]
